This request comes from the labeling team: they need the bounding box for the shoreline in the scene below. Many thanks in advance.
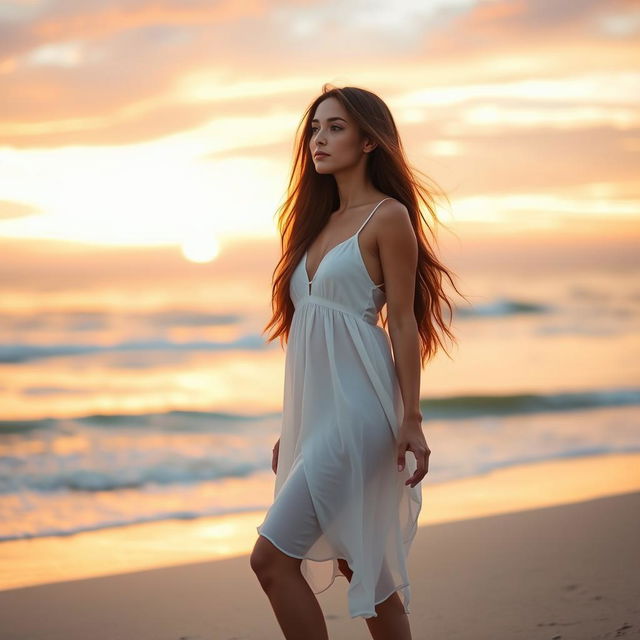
[1,488,638,639]
[1,451,639,593]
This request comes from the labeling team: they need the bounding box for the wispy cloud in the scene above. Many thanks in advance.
[0,0,637,246]
[0,200,41,220]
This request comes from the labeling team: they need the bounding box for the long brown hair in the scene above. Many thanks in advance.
[262,83,466,366]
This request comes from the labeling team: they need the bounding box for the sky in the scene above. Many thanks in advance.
[0,0,638,423]
[0,0,638,265]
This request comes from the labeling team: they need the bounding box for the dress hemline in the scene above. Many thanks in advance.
[255,527,411,620]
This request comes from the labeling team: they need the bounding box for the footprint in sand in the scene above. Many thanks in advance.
[615,622,633,637]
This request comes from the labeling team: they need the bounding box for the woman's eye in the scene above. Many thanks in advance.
[311,126,342,133]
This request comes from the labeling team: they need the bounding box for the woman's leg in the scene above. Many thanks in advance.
[250,535,328,639]
[251,458,328,638]
[337,559,412,640]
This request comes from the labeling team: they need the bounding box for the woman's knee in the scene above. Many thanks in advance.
[250,535,276,575]
[250,535,300,584]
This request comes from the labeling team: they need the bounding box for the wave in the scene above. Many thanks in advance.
[0,334,268,363]
[421,387,640,419]
[456,298,551,317]
[2,446,639,542]
[1,400,639,541]
[1,388,638,436]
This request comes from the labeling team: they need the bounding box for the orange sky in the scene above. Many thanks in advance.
[0,0,638,257]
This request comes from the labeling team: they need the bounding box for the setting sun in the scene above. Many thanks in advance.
[181,234,220,263]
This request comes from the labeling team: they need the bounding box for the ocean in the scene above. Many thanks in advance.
[1,236,639,543]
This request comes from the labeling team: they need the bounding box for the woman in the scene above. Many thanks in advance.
[250,84,462,639]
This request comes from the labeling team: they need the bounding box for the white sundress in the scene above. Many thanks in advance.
[256,197,422,619]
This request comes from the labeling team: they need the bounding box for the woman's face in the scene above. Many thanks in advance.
[309,97,368,174]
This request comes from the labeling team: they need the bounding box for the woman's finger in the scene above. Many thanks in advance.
[404,447,430,486]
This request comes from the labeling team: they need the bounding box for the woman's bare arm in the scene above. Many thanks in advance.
[376,201,430,487]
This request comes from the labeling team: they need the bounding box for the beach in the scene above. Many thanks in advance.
[2,2,640,638]
[1,452,639,640]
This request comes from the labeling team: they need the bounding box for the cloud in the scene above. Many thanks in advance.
[0,0,637,152]
[0,0,638,252]
[0,200,41,219]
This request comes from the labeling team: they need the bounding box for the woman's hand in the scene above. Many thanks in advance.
[272,438,280,475]
[396,417,430,488]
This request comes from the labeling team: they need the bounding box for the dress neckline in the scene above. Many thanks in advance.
[304,197,392,285]
[304,234,356,284]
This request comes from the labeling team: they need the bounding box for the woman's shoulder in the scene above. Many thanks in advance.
[369,197,414,255]
[375,196,410,225]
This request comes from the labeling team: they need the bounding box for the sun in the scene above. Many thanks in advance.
[181,235,220,263]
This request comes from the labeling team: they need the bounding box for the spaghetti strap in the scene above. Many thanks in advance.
[355,197,393,235]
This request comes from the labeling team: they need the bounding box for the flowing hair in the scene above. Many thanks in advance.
[262,83,467,366]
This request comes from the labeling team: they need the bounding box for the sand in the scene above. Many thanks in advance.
[1,455,639,639]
